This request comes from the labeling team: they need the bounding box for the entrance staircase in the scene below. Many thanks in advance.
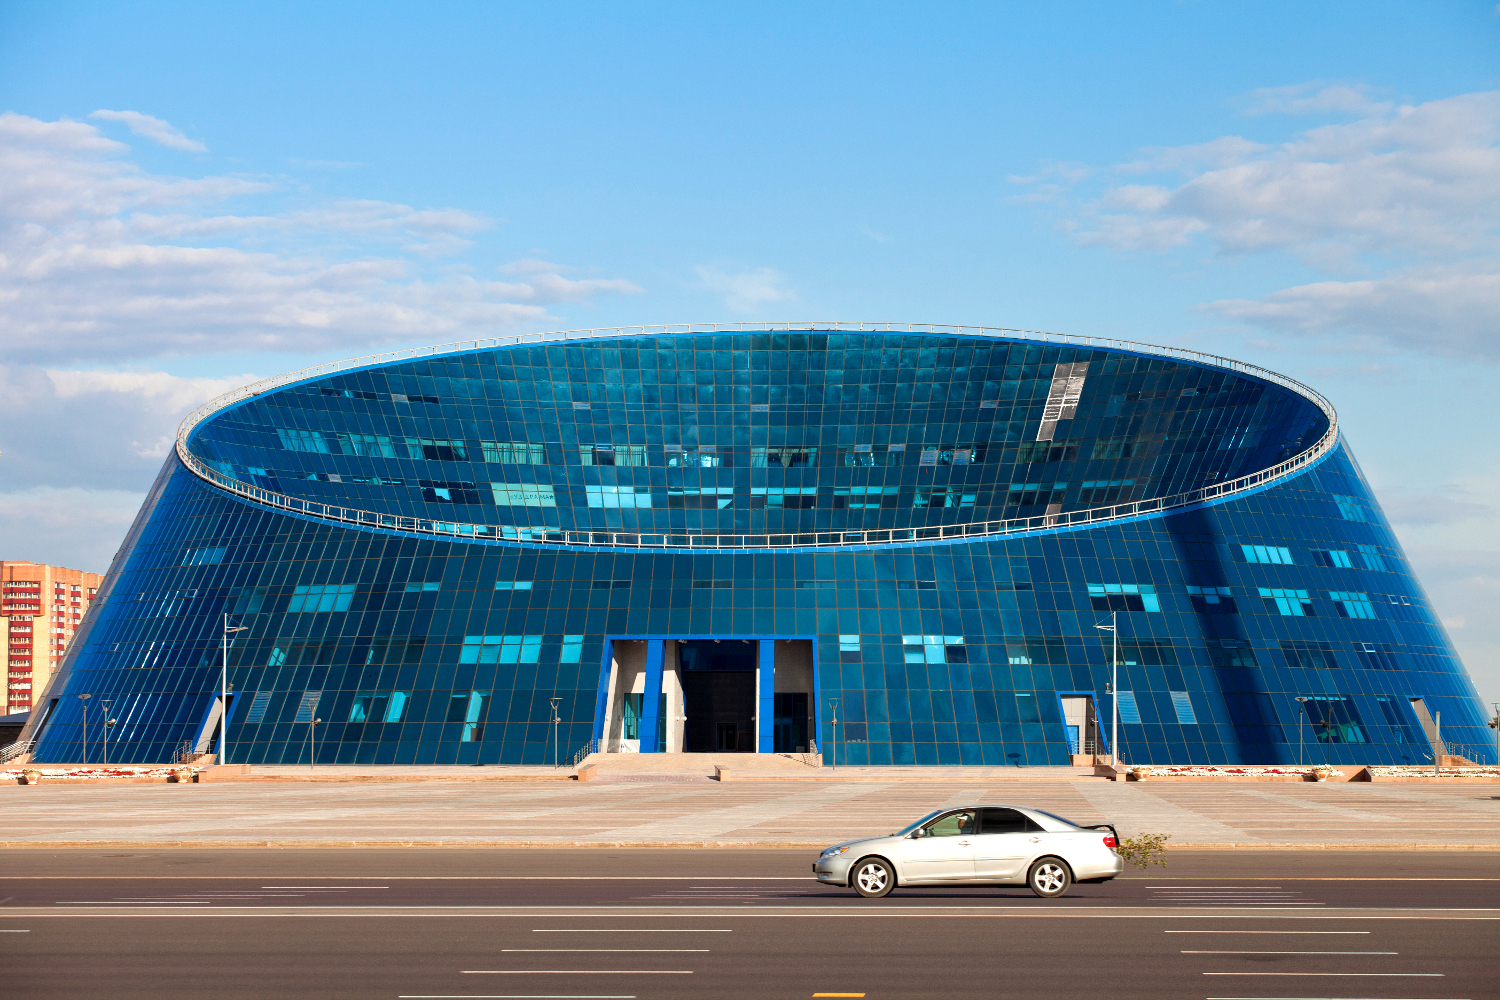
[575,751,823,780]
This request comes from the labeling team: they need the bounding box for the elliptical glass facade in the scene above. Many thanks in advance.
[28,329,1493,766]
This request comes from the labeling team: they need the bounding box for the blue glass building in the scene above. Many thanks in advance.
[25,326,1493,766]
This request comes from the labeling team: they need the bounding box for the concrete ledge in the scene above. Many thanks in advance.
[575,763,598,782]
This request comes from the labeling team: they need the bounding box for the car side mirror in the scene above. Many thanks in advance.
[910,828,925,839]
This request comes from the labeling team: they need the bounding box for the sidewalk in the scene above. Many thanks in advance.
[5,772,1499,849]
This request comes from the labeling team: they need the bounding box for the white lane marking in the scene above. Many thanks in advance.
[502,950,710,953]
[0,930,30,932]
[1165,931,1371,934]
[463,971,692,975]
[400,995,636,998]
[1153,887,1283,890]
[60,901,212,904]
[1205,996,1472,999]
[1204,973,1444,977]
[1183,951,1399,955]
[532,930,731,933]
[261,886,387,889]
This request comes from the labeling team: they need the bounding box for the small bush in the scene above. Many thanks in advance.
[1117,831,1170,869]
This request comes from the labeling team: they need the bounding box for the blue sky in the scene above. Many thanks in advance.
[1,1,1497,704]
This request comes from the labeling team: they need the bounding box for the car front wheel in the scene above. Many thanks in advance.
[851,857,895,898]
[1027,857,1072,898]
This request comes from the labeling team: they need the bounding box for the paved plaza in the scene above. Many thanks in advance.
[5,773,1499,848]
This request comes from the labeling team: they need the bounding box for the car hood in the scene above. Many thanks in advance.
[820,834,899,855]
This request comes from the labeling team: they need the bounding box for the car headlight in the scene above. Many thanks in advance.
[820,846,849,859]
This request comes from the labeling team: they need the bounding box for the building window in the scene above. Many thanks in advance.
[1115,691,1142,724]
[276,428,331,453]
[404,437,468,461]
[1087,583,1161,612]
[491,484,557,507]
[1353,642,1399,670]
[287,583,356,613]
[667,488,732,509]
[494,581,533,591]
[591,580,631,590]
[692,580,733,589]
[560,635,584,663]
[403,581,440,593]
[1186,585,1237,613]
[347,691,410,724]
[336,433,397,458]
[1332,494,1369,522]
[1077,480,1134,504]
[902,635,966,664]
[1206,640,1257,668]
[1281,640,1338,671]
[459,635,542,664]
[838,635,861,662]
[1357,544,1387,571]
[833,486,901,509]
[183,547,226,566]
[580,444,647,467]
[1329,591,1377,619]
[1017,439,1081,462]
[446,691,490,742]
[1302,695,1368,744]
[1169,691,1198,725]
[1008,483,1069,507]
[750,446,817,468]
[587,485,653,509]
[1259,587,1314,616]
[482,441,546,465]
[751,487,818,509]
[1242,544,1294,565]
[1312,549,1353,568]
[666,445,727,467]
[420,481,482,504]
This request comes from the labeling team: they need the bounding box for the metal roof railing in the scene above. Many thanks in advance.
[174,322,1339,551]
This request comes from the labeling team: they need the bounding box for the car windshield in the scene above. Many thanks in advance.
[893,810,945,836]
[1030,809,1084,829]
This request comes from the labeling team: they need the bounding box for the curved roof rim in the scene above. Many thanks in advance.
[173,322,1339,549]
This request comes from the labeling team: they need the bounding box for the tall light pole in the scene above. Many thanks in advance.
[221,615,247,766]
[1094,613,1118,764]
[828,698,839,770]
[100,699,113,766]
[549,697,562,768]
[77,693,91,764]
[1294,696,1309,766]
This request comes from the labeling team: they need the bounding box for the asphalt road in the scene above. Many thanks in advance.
[3,849,1497,999]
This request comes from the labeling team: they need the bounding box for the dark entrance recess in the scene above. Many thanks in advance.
[774,692,809,753]
[680,640,755,752]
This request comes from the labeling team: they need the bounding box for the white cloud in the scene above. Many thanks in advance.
[89,109,207,152]
[1203,266,1500,361]
[496,259,644,303]
[696,265,794,312]
[1014,88,1500,360]
[0,113,642,364]
[0,487,146,576]
[1242,82,1394,118]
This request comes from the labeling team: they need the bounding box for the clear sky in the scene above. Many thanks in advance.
[2,1,1497,706]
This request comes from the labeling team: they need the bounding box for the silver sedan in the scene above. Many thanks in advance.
[812,804,1123,898]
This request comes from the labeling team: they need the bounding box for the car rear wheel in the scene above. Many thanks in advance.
[1027,857,1072,898]
[851,857,895,898]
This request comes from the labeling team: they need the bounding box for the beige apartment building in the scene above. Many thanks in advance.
[2,561,103,715]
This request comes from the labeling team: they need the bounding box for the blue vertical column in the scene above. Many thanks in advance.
[639,639,664,753]
[757,639,776,754]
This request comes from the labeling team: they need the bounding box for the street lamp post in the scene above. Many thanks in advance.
[1094,613,1119,765]
[100,699,113,766]
[221,615,248,767]
[549,697,562,768]
[1294,697,1310,767]
[77,693,91,764]
[828,699,839,771]
[306,717,322,769]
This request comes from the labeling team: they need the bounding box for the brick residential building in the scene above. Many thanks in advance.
[2,561,103,715]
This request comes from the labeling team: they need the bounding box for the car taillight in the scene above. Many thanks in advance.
[1102,834,1117,849]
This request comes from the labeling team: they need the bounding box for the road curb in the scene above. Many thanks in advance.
[5,840,1500,850]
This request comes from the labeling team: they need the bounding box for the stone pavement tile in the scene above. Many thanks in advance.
[4,780,1497,847]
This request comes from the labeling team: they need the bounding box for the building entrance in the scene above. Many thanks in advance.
[681,640,756,753]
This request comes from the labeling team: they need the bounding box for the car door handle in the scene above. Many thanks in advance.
[957,840,970,846]
[1028,837,1041,842]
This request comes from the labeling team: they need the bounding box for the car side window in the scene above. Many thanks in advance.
[924,810,977,837]
[980,807,1032,834]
